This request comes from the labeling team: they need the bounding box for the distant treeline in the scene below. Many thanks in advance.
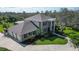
[0,8,79,30]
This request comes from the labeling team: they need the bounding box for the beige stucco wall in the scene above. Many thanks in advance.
[16,35,23,42]
[8,31,23,42]
[13,33,16,38]
[8,31,13,36]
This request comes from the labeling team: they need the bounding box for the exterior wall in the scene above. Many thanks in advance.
[41,21,55,34]
[8,31,13,36]
[43,22,48,28]
[13,33,16,38]
[16,35,23,42]
[39,22,43,34]
[8,31,23,42]
[52,21,55,32]
[22,30,37,41]
[42,21,50,33]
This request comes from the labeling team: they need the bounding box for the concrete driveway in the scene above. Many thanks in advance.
[0,33,78,51]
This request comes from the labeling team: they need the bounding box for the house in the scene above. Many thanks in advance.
[7,14,56,42]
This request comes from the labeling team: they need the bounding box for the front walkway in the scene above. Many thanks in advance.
[0,33,78,51]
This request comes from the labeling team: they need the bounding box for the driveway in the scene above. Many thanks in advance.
[0,33,78,51]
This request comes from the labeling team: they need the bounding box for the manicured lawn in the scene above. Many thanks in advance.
[0,23,14,32]
[63,27,79,39]
[63,27,79,47]
[34,36,67,45]
[0,47,10,51]
[8,23,14,27]
[0,25,4,32]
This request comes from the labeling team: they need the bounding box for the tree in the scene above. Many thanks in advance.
[36,11,40,14]
[41,11,43,14]
[45,10,49,15]
[60,8,68,14]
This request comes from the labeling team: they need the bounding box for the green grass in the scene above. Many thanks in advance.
[0,25,4,32]
[0,23,14,32]
[8,23,14,27]
[63,27,79,39]
[63,27,79,47]
[0,47,10,51]
[34,36,67,45]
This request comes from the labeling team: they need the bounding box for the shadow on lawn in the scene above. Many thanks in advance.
[20,35,45,46]
[5,33,66,47]
[20,34,60,47]
[5,34,44,47]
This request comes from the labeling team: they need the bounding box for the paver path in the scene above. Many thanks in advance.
[53,33,75,47]
[0,33,78,51]
[0,33,24,51]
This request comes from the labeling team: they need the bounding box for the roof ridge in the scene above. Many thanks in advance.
[30,21,39,28]
[21,21,26,35]
[21,21,37,35]
[40,14,42,21]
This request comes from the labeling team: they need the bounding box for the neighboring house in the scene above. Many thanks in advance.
[7,14,56,42]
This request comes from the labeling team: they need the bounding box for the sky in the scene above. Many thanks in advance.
[0,7,78,13]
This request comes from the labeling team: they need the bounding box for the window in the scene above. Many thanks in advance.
[43,28,47,32]
[39,22,41,28]
[48,22,51,26]
[24,34,27,38]
[28,32,32,35]
[52,21,54,29]
[33,31,36,35]
[43,22,47,26]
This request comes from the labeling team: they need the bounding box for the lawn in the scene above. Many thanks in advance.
[63,27,79,47]
[63,27,79,39]
[0,25,4,32]
[34,35,67,45]
[0,23,14,32]
[0,47,10,51]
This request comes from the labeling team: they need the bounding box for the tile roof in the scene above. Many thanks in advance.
[8,21,37,35]
[24,14,55,22]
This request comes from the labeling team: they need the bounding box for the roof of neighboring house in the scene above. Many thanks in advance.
[8,14,55,35]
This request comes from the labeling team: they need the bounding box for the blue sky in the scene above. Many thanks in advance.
[0,7,78,13]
